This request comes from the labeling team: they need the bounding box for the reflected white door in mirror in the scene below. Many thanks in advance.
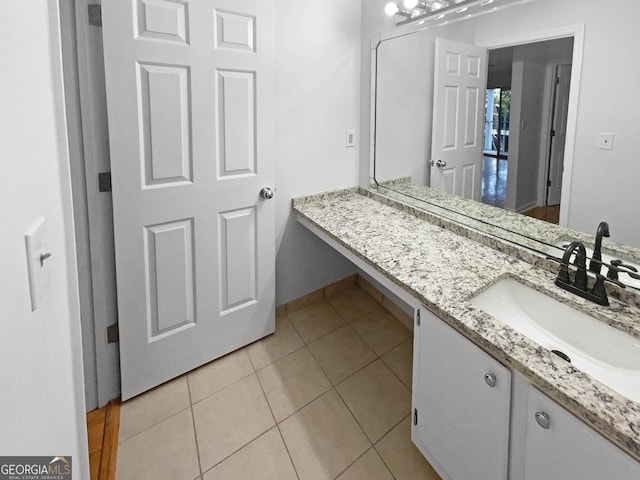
[430,38,487,200]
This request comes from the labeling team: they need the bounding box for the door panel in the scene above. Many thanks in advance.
[219,207,257,313]
[103,0,275,399]
[138,63,192,187]
[144,219,196,339]
[443,86,458,149]
[215,9,255,51]
[217,70,256,176]
[461,163,475,198]
[464,87,479,147]
[431,38,487,201]
[135,0,190,44]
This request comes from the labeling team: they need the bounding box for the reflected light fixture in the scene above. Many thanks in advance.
[385,2,412,17]
[384,0,531,24]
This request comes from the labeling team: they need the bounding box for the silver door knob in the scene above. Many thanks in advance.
[535,411,551,429]
[429,159,447,168]
[484,373,497,387]
[260,187,274,199]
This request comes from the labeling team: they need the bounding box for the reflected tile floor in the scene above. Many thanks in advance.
[115,286,441,480]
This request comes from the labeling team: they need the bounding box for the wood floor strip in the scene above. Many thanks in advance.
[87,398,121,480]
[98,399,121,480]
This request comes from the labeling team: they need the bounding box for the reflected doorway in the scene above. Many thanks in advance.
[484,88,510,159]
[482,87,510,208]
[479,38,573,224]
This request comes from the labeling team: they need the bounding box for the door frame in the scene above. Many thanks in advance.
[61,0,121,409]
[536,58,572,208]
[478,24,584,227]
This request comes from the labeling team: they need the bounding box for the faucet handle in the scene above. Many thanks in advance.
[591,274,609,303]
[591,274,625,307]
[607,260,640,280]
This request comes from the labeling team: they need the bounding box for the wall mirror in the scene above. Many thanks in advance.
[371,0,640,289]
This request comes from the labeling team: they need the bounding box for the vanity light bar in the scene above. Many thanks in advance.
[385,0,534,26]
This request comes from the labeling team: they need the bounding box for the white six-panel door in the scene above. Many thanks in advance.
[430,38,487,201]
[102,0,275,399]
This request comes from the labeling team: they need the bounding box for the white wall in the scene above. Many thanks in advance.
[509,44,547,212]
[363,0,640,247]
[274,0,363,305]
[0,1,88,478]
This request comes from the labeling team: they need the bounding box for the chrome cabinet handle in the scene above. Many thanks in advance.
[484,373,497,387]
[535,411,551,429]
[429,159,447,168]
[260,187,274,200]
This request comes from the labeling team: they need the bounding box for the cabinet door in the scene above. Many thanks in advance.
[412,307,511,480]
[524,387,640,480]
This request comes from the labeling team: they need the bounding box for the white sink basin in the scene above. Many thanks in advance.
[471,278,640,402]
[547,240,640,290]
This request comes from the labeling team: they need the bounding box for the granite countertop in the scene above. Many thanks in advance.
[293,188,640,462]
[374,180,640,271]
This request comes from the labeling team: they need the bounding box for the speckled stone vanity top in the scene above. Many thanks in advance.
[366,184,640,308]
[373,181,640,278]
[293,188,640,462]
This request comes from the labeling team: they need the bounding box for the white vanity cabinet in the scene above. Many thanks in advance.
[413,306,640,480]
[523,387,640,480]
[412,307,512,480]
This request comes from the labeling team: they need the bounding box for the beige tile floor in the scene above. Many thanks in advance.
[116,286,441,480]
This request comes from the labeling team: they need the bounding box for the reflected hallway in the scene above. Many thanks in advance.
[481,156,507,209]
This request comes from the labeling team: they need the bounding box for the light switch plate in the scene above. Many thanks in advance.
[25,217,50,311]
[597,132,614,150]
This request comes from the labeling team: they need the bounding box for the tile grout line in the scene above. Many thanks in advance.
[199,427,281,479]
[186,374,205,479]
[306,327,378,389]
[253,365,302,480]
[274,423,302,480]
[117,403,193,446]
[189,361,255,408]
[257,354,333,425]
[197,369,276,476]
[372,413,412,480]
[379,340,414,393]
[331,387,375,467]
[330,446,378,480]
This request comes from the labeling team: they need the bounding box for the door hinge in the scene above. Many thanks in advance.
[555,76,560,85]
[550,129,556,137]
[88,4,102,27]
[416,309,421,326]
[547,180,552,187]
[98,172,112,192]
[413,408,418,426]
[107,323,119,344]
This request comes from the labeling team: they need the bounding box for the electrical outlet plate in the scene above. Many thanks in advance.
[346,130,356,148]
[24,217,50,311]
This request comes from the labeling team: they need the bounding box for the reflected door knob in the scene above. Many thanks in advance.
[260,187,274,199]
[429,159,447,168]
